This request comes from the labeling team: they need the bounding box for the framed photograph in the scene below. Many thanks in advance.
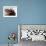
[3,6,17,17]
[18,24,46,42]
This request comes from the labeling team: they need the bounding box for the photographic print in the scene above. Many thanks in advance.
[3,6,17,17]
[18,24,46,41]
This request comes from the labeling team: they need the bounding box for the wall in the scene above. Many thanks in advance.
[0,0,46,44]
